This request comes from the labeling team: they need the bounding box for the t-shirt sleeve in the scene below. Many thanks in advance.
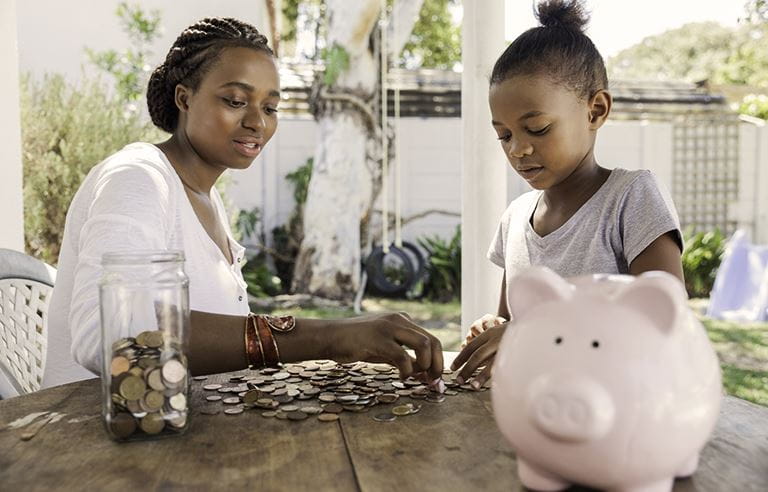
[617,170,683,266]
[487,206,510,269]
[68,161,174,374]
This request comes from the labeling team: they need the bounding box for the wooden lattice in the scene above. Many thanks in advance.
[672,115,740,235]
[0,279,51,394]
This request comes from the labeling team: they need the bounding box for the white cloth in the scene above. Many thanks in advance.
[44,143,249,388]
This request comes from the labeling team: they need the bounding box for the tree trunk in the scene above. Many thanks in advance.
[292,0,423,299]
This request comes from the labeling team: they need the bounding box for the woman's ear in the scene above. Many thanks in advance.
[588,89,612,130]
[174,84,192,113]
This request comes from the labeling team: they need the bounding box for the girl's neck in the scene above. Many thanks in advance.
[542,151,609,209]
[157,133,223,195]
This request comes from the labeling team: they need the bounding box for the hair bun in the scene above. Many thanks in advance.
[536,0,589,32]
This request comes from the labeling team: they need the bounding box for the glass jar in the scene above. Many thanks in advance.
[99,251,190,441]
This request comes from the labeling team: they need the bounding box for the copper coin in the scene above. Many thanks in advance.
[317,413,340,422]
[322,403,344,414]
[287,411,308,421]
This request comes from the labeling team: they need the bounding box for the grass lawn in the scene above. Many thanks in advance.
[263,297,768,407]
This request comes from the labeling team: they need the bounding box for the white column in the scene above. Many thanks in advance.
[0,0,24,252]
[461,0,508,333]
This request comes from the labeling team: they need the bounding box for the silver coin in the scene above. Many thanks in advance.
[373,412,397,422]
[223,397,241,405]
[203,384,223,391]
[224,407,244,415]
[205,395,222,402]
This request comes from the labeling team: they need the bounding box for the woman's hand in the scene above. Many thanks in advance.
[461,314,507,348]
[450,322,510,389]
[319,312,445,384]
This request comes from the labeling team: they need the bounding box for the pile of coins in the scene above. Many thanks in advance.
[106,330,189,440]
[194,360,487,423]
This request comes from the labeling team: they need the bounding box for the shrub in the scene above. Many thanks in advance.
[21,74,161,264]
[418,225,461,302]
[682,229,726,298]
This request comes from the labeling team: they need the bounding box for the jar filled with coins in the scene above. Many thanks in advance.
[99,251,190,441]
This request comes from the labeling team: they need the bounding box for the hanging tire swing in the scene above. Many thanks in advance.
[360,0,426,300]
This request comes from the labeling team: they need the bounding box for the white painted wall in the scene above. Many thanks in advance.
[0,0,25,252]
[17,0,272,85]
[738,119,768,244]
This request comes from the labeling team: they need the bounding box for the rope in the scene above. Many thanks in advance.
[380,0,389,253]
[393,0,402,248]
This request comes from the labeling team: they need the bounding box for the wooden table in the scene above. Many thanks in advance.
[1,356,767,492]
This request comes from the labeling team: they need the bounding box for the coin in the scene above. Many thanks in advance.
[143,391,165,412]
[280,405,300,412]
[147,369,165,391]
[224,407,244,415]
[373,413,397,422]
[287,411,308,421]
[119,376,146,401]
[110,356,131,377]
[376,393,399,404]
[140,413,165,434]
[426,393,446,403]
[300,406,323,415]
[222,397,241,405]
[192,375,208,381]
[206,395,222,402]
[317,413,340,422]
[242,390,262,405]
[391,405,413,416]
[109,413,137,438]
[203,384,222,391]
[169,393,187,411]
[322,403,344,414]
[261,411,277,418]
[162,360,186,385]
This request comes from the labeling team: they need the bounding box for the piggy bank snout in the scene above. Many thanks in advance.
[528,376,615,443]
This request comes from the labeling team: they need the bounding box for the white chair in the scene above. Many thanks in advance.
[0,248,57,398]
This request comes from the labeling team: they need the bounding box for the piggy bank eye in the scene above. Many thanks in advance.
[555,336,563,345]
[592,340,600,348]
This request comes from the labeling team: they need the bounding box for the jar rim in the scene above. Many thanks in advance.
[101,250,185,265]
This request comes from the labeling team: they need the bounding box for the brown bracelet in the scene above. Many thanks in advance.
[254,315,281,367]
[244,313,265,369]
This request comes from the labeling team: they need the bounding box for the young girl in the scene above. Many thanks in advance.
[44,18,442,388]
[451,0,684,386]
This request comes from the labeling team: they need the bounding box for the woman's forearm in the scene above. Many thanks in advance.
[188,311,332,376]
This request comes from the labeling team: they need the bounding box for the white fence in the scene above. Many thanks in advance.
[229,116,768,249]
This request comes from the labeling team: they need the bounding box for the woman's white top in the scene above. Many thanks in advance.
[44,143,249,388]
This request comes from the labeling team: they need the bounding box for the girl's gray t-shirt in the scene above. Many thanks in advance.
[488,168,683,281]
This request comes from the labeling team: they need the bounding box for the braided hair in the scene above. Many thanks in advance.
[490,0,607,100]
[147,18,273,133]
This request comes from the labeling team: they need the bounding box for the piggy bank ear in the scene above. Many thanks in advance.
[614,271,687,333]
[508,267,573,320]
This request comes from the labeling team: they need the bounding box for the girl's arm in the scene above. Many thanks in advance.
[628,231,684,283]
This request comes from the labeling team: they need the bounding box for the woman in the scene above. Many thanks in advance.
[45,18,443,389]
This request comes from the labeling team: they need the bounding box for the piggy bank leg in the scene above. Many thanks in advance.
[517,459,570,491]
[675,452,700,478]
[615,478,673,492]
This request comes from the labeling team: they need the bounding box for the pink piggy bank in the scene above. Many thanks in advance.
[491,267,722,492]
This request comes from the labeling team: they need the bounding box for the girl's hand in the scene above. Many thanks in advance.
[450,322,510,389]
[461,314,507,348]
[323,313,444,384]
